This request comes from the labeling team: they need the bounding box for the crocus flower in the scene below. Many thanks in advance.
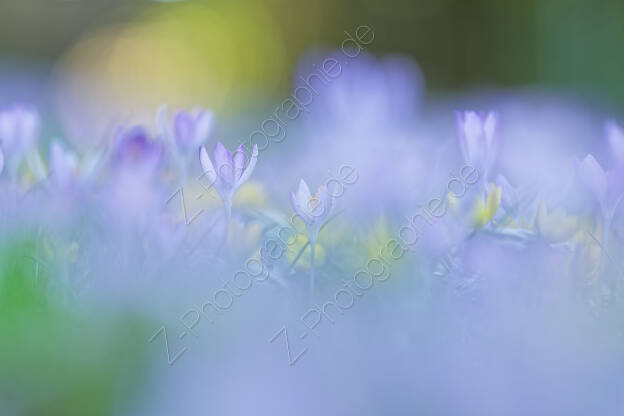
[290,179,333,295]
[0,106,40,177]
[578,154,623,218]
[108,126,163,222]
[606,120,624,165]
[47,140,102,194]
[290,179,333,241]
[173,109,213,153]
[157,106,214,155]
[472,183,501,228]
[0,106,39,155]
[578,153,624,274]
[199,141,258,219]
[456,111,498,184]
[112,125,162,173]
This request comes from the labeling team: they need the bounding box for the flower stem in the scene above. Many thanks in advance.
[219,198,232,255]
[599,213,612,276]
[309,236,316,298]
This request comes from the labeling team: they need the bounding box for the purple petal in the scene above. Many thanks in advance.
[199,146,217,187]
[578,154,607,203]
[112,125,161,170]
[174,110,194,151]
[0,106,40,155]
[214,141,234,186]
[296,179,312,211]
[606,120,624,166]
[290,189,311,224]
[290,191,302,216]
[314,185,332,221]
[235,144,258,190]
[191,110,214,147]
[232,144,247,183]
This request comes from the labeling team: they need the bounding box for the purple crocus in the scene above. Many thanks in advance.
[0,106,39,154]
[290,179,333,295]
[578,151,624,274]
[107,126,164,223]
[578,154,624,218]
[578,121,624,216]
[199,141,258,219]
[157,106,214,153]
[290,179,333,241]
[456,111,498,184]
[112,125,162,173]
[173,109,213,153]
[0,106,40,177]
[606,120,624,165]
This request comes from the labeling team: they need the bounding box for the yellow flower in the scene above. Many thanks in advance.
[472,183,501,228]
[536,201,579,243]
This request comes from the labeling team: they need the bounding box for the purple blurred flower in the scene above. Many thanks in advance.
[290,179,332,295]
[105,126,164,223]
[0,106,39,155]
[606,120,624,166]
[173,109,213,153]
[290,179,333,242]
[199,141,258,218]
[298,52,424,134]
[456,111,498,183]
[578,154,623,218]
[112,125,162,173]
[157,106,214,155]
[578,139,624,275]
[0,106,40,177]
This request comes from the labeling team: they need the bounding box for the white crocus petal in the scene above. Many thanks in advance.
[484,112,497,147]
[232,144,246,184]
[290,191,310,224]
[463,111,483,162]
[235,144,258,190]
[579,154,607,203]
[296,179,312,214]
[214,142,234,186]
[199,146,218,187]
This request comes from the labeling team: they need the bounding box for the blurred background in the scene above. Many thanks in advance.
[1,0,623,117]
